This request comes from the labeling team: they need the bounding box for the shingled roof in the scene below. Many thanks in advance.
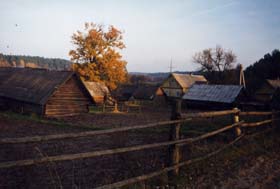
[0,67,75,105]
[132,85,162,100]
[112,85,138,101]
[83,81,109,97]
[183,84,243,103]
[172,73,207,88]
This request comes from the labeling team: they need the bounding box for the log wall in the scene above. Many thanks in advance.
[45,76,91,117]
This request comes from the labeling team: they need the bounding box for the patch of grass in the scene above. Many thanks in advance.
[89,105,104,113]
[168,128,280,187]
[0,111,101,131]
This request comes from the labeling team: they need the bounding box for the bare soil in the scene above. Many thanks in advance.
[0,110,280,189]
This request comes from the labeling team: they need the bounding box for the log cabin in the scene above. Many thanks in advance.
[161,73,207,99]
[0,67,93,117]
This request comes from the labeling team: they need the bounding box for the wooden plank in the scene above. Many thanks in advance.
[242,119,272,127]
[0,122,242,169]
[181,109,239,119]
[95,135,244,189]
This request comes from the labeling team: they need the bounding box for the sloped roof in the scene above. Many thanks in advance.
[182,84,243,103]
[172,73,207,88]
[267,79,280,89]
[83,81,109,97]
[0,67,75,105]
[132,85,162,100]
[112,85,138,101]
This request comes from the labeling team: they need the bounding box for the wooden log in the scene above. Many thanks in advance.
[239,111,272,116]
[242,119,272,127]
[168,100,182,176]
[0,121,243,169]
[233,108,241,137]
[94,135,244,189]
[0,120,186,145]
[181,109,239,120]
[178,121,243,146]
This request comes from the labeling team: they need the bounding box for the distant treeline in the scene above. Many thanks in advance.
[129,49,280,97]
[244,49,280,94]
[0,54,73,70]
[1,49,280,96]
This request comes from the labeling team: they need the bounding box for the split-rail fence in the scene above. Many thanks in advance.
[0,101,279,188]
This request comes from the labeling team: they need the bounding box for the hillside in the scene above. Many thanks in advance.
[0,54,73,71]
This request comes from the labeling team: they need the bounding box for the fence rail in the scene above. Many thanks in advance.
[0,121,243,169]
[0,102,278,189]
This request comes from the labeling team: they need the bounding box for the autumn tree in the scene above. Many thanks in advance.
[69,22,128,90]
[193,45,237,72]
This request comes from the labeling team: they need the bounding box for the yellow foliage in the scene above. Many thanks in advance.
[69,22,127,90]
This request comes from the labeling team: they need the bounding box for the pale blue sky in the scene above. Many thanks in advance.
[0,0,279,72]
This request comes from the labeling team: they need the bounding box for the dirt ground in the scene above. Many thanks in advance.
[0,110,280,189]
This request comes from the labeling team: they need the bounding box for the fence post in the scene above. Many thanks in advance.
[233,108,241,136]
[113,102,118,112]
[168,99,182,177]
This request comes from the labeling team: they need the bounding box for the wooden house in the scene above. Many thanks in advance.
[254,79,280,103]
[112,84,138,101]
[161,73,207,98]
[0,67,93,117]
[129,85,167,106]
[182,84,244,109]
[83,81,110,105]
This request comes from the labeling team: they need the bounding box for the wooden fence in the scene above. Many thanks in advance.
[0,100,279,188]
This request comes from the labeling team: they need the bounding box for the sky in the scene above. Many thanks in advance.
[0,0,279,72]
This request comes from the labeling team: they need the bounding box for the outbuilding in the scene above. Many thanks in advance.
[83,81,110,105]
[182,84,244,109]
[0,67,93,117]
[161,73,207,98]
[129,85,167,106]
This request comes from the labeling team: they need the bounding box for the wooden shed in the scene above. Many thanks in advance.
[254,79,280,103]
[129,85,167,106]
[112,84,138,101]
[182,84,244,109]
[161,73,207,98]
[83,81,110,105]
[0,67,93,117]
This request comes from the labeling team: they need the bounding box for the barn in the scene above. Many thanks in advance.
[161,73,207,99]
[83,81,110,105]
[0,67,93,117]
[182,84,244,110]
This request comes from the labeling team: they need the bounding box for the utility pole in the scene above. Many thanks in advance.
[168,58,175,73]
[239,64,246,88]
